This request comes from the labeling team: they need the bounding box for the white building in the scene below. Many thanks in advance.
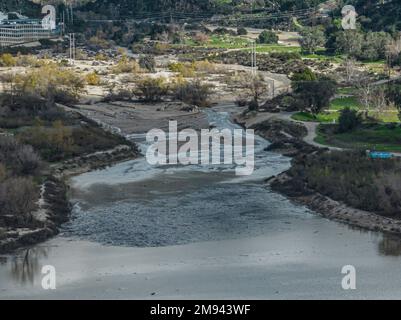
[0,12,61,47]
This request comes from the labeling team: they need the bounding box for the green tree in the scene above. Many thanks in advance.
[237,27,248,36]
[293,77,337,116]
[335,30,364,58]
[337,108,361,133]
[299,27,326,54]
[257,30,278,44]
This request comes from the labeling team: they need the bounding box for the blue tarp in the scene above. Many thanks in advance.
[369,152,393,159]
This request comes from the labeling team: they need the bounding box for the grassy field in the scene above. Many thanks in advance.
[330,96,361,110]
[292,111,338,123]
[337,87,357,95]
[364,60,387,75]
[206,35,250,49]
[315,124,401,152]
[292,96,399,123]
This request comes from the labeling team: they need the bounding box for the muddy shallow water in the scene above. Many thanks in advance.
[1,106,401,299]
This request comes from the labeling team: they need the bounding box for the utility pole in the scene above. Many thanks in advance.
[254,41,257,75]
[73,33,76,60]
[251,41,257,76]
[251,41,254,75]
[69,33,75,64]
[69,33,72,63]
[271,80,275,98]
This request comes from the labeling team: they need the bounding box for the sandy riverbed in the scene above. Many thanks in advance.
[69,101,209,134]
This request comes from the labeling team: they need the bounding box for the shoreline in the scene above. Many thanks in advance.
[0,150,139,254]
[235,110,401,237]
[0,99,204,254]
[5,104,401,255]
[0,140,141,255]
[269,172,401,235]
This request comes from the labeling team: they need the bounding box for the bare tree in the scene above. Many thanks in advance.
[371,86,388,118]
[0,177,38,222]
[386,36,401,68]
[343,58,358,84]
[355,73,374,118]
[239,72,270,110]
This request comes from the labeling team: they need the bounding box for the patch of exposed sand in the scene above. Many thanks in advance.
[71,101,210,134]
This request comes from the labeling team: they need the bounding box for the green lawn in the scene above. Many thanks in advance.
[316,124,401,152]
[337,87,357,95]
[301,50,344,63]
[292,111,338,123]
[254,45,301,53]
[330,96,362,111]
[292,96,399,124]
[207,35,250,49]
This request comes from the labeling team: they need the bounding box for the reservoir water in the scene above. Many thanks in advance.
[1,105,401,299]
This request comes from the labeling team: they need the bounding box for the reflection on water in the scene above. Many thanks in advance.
[378,235,401,256]
[0,256,7,265]
[10,247,49,285]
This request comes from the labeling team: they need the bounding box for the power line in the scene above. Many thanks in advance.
[79,7,318,24]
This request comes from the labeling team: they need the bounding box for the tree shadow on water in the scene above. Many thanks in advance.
[378,235,401,257]
[10,247,49,285]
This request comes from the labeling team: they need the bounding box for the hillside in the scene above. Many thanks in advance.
[352,0,401,32]
[0,0,39,17]
[3,0,400,33]
[3,0,327,17]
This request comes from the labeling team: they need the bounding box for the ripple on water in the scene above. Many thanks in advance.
[62,183,312,247]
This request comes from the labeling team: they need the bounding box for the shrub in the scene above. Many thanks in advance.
[18,120,73,162]
[270,52,302,61]
[12,63,85,105]
[287,150,401,215]
[0,135,42,176]
[95,53,108,61]
[85,72,101,86]
[0,177,38,221]
[139,55,156,72]
[193,60,217,73]
[248,99,259,111]
[291,67,317,82]
[280,95,297,110]
[174,80,212,107]
[0,53,16,67]
[135,77,168,102]
[111,56,142,74]
[88,36,111,49]
[12,145,42,176]
[104,86,134,102]
[257,30,278,44]
[193,32,210,45]
[213,27,233,35]
[237,27,248,36]
[15,54,40,67]
[168,62,195,78]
